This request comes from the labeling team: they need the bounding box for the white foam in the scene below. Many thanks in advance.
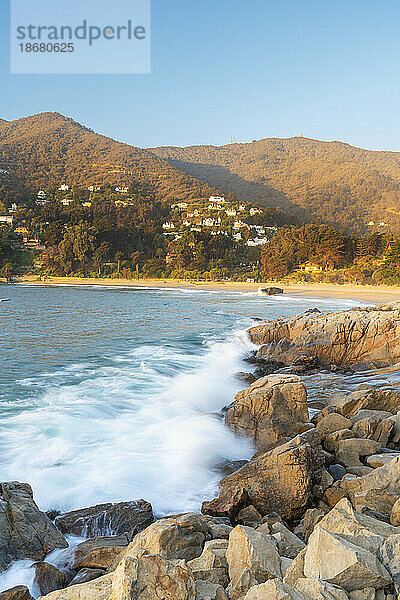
[0,329,254,516]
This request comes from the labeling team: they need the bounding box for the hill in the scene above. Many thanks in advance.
[0,112,221,203]
[151,137,400,232]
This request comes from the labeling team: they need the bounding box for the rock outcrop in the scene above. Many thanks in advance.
[248,302,400,369]
[225,375,312,452]
[0,482,68,572]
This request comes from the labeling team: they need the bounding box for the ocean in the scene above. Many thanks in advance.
[0,284,370,517]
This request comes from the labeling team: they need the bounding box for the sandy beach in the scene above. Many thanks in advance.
[11,275,400,304]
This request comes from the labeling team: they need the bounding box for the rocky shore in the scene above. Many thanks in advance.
[3,302,400,599]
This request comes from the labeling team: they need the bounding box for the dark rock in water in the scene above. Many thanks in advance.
[235,372,256,385]
[0,587,33,600]
[46,509,61,521]
[71,534,130,570]
[0,482,68,573]
[328,464,347,481]
[259,287,284,295]
[202,488,250,523]
[254,359,285,379]
[308,401,327,411]
[218,459,249,476]
[55,499,153,539]
[68,568,105,587]
[32,562,70,596]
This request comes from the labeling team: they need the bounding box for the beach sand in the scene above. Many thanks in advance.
[13,275,400,304]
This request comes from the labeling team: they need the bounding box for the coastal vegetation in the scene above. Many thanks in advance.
[3,112,400,286]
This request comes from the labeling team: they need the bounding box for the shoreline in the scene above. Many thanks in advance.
[12,275,400,303]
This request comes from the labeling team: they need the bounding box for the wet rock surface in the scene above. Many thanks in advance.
[54,500,153,539]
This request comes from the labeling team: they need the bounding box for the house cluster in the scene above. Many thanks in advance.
[163,196,275,246]
[34,183,132,208]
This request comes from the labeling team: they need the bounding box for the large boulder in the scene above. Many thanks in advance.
[308,498,400,553]
[109,513,210,568]
[336,438,381,468]
[269,522,305,559]
[303,526,392,591]
[195,580,228,600]
[225,375,311,452]
[55,500,153,539]
[204,430,324,521]
[341,456,400,514]
[226,525,281,586]
[0,588,34,600]
[242,579,303,600]
[352,417,394,446]
[187,539,229,587]
[294,578,349,600]
[0,482,68,572]
[70,535,130,570]
[201,489,250,523]
[378,533,400,585]
[332,389,400,418]
[32,562,70,596]
[248,303,400,369]
[38,554,196,600]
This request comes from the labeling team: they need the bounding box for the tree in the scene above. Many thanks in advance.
[1,262,13,281]
[115,251,123,273]
[93,241,110,275]
[58,222,95,273]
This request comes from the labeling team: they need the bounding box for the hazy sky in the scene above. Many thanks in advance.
[1,0,399,150]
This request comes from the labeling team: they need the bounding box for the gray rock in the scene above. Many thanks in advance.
[0,587,34,600]
[226,525,281,586]
[0,482,68,573]
[329,464,347,480]
[55,500,153,539]
[67,568,105,587]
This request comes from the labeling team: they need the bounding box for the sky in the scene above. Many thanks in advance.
[0,0,400,151]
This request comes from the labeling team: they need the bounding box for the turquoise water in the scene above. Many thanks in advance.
[0,284,369,515]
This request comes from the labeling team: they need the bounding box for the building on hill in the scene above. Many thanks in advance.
[233,220,248,229]
[298,262,323,273]
[247,237,269,246]
[36,190,47,205]
[250,207,262,216]
[162,222,175,230]
[209,196,225,204]
[0,215,13,225]
[58,184,69,191]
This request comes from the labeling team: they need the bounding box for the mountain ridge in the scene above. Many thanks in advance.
[151,136,400,232]
[0,112,222,203]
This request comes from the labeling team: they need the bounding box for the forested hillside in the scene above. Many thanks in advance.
[152,137,400,232]
[0,113,220,203]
